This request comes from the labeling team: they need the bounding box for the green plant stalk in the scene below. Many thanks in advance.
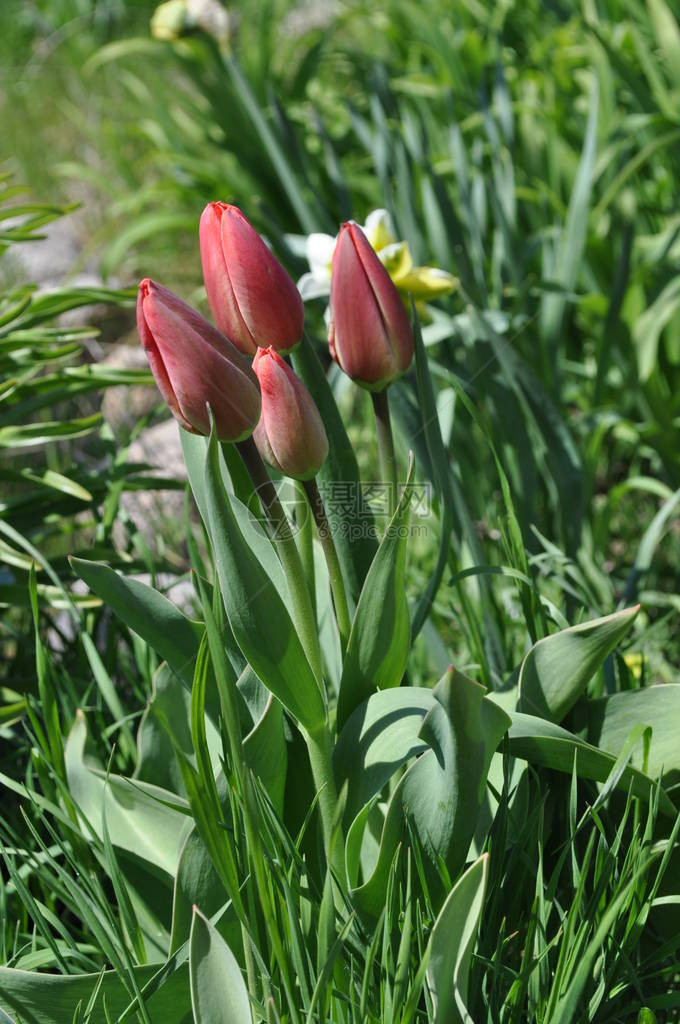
[295,479,316,622]
[371,388,398,516]
[303,477,351,653]
[235,437,323,685]
[303,720,346,894]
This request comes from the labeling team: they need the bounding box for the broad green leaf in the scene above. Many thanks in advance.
[292,334,378,605]
[189,908,252,1024]
[203,424,324,730]
[587,684,680,783]
[242,689,287,815]
[336,454,415,730]
[0,963,191,1024]
[70,557,203,688]
[137,665,222,798]
[181,429,289,607]
[334,687,434,825]
[402,668,510,878]
[345,670,510,916]
[65,712,190,876]
[426,854,489,1024]
[507,710,676,816]
[517,606,639,722]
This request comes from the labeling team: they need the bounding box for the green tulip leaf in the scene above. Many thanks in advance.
[137,664,223,797]
[70,556,203,688]
[189,908,252,1024]
[336,453,415,731]
[343,669,510,917]
[425,854,489,1024]
[517,605,640,722]
[334,686,434,826]
[0,962,191,1024]
[171,828,222,954]
[242,688,288,815]
[402,668,511,875]
[586,684,680,785]
[65,712,191,877]
[181,429,290,608]
[292,334,378,604]
[506,710,676,816]
[203,424,325,731]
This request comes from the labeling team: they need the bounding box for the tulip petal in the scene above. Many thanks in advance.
[141,284,261,441]
[219,206,304,353]
[348,225,413,365]
[253,348,328,479]
[137,281,194,432]
[330,226,399,386]
[199,204,257,355]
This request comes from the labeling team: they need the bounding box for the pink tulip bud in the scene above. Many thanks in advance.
[252,347,328,480]
[137,278,261,441]
[328,221,414,390]
[199,202,304,356]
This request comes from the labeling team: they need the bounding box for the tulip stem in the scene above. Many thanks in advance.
[303,722,346,899]
[303,478,351,654]
[236,437,324,686]
[295,480,316,621]
[371,388,398,516]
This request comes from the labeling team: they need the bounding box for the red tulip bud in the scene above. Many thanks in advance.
[252,347,328,480]
[328,221,414,390]
[199,202,304,356]
[137,278,261,441]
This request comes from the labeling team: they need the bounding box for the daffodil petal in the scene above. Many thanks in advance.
[298,271,332,301]
[396,266,458,299]
[378,240,413,281]
[306,232,336,276]
[362,209,396,251]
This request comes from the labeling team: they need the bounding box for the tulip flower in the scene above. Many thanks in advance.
[297,208,457,303]
[137,278,261,441]
[199,203,304,356]
[252,347,328,480]
[328,221,415,391]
